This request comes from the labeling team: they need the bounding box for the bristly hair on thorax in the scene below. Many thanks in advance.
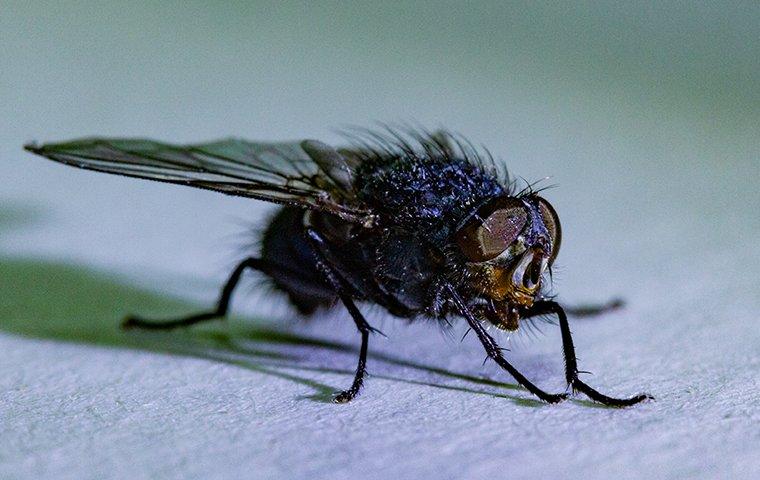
[339,125,513,189]
[336,126,556,248]
[338,125,556,199]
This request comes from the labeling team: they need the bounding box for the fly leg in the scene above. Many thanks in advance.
[306,227,376,403]
[122,257,269,330]
[329,294,371,404]
[523,300,652,407]
[565,298,624,318]
[445,284,568,404]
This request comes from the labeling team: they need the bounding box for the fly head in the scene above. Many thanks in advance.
[454,195,561,330]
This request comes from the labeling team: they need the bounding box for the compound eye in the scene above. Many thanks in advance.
[456,197,527,262]
[536,196,562,264]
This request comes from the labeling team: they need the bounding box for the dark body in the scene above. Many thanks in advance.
[264,152,505,320]
[25,130,651,406]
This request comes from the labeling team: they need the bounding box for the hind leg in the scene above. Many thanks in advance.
[122,257,270,330]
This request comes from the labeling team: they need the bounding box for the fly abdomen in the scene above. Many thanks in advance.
[260,206,336,314]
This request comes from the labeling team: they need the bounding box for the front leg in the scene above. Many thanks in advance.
[523,301,652,407]
[565,298,624,318]
[445,284,568,404]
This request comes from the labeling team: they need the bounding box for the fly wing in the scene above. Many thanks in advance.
[25,137,367,221]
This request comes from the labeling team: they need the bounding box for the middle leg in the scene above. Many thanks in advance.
[306,227,376,403]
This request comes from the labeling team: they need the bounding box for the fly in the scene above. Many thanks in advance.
[25,128,652,406]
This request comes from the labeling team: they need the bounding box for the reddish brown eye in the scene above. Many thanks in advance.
[456,197,527,262]
[536,196,561,263]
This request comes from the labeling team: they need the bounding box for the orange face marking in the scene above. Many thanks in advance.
[476,264,537,307]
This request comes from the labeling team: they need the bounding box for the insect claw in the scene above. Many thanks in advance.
[537,391,569,404]
[369,326,387,338]
[460,327,472,342]
[333,391,354,404]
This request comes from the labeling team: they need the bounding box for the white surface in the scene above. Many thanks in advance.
[1,2,759,479]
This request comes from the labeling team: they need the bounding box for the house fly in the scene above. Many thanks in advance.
[25,129,651,406]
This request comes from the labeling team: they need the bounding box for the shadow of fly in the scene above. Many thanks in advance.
[25,128,651,406]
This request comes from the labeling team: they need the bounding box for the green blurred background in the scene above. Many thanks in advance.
[2,1,757,281]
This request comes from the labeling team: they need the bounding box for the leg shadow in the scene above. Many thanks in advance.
[0,258,555,407]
